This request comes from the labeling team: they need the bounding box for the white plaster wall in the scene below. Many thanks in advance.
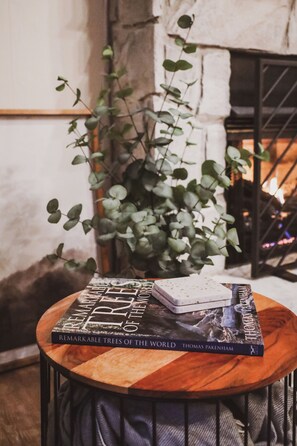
[0,0,106,108]
[0,0,107,280]
[0,119,96,281]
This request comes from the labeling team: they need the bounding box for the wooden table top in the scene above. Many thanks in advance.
[36,291,297,399]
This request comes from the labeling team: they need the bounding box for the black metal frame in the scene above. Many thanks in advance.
[40,353,297,446]
[252,58,297,280]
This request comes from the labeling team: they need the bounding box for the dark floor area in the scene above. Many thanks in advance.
[0,363,40,446]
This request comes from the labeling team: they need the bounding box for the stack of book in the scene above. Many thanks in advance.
[51,276,264,356]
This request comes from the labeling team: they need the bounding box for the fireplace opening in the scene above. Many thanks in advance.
[225,53,297,281]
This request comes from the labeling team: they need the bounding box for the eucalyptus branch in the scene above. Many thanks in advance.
[116,78,148,156]
[149,26,192,142]
[65,83,93,114]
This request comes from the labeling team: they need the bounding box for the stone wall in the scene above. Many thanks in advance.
[109,0,297,272]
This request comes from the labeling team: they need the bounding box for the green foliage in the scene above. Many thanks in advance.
[49,14,270,277]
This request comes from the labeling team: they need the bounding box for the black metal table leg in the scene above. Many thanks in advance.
[40,353,49,446]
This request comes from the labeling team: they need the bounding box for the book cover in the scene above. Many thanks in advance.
[51,277,264,356]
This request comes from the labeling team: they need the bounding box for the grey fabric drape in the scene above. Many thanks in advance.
[48,380,294,446]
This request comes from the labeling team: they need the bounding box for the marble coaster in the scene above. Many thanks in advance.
[152,287,231,314]
[153,275,232,306]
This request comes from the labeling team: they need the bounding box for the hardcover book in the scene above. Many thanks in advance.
[51,277,264,356]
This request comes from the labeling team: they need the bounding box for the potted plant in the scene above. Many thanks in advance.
[47,14,268,278]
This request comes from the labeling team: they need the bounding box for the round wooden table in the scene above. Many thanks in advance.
[36,292,297,445]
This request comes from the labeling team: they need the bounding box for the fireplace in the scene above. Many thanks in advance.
[226,53,297,281]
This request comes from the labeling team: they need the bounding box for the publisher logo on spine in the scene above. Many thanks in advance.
[250,345,258,355]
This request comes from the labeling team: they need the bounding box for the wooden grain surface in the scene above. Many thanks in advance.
[36,292,297,399]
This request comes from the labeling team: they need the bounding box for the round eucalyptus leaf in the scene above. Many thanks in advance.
[214,225,225,239]
[176,60,193,71]
[221,213,235,224]
[85,116,99,130]
[116,87,133,99]
[167,153,180,164]
[67,203,82,220]
[63,218,79,231]
[206,239,221,256]
[64,259,79,270]
[177,211,193,225]
[156,159,173,175]
[118,152,131,164]
[108,185,127,200]
[117,230,135,239]
[213,162,225,176]
[47,198,59,214]
[94,105,109,116]
[200,174,217,190]
[196,185,214,202]
[183,43,197,54]
[72,155,87,165]
[160,84,181,98]
[135,237,153,256]
[145,109,161,123]
[142,171,158,192]
[191,240,206,259]
[131,210,148,223]
[201,159,216,176]
[218,174,231,188]
[227,228,239,246]
[169,222,184,230]
[152,182,173,199]
[177,14,193,29]
[182,224,196,239]
[184,191,200,210]
[82,219,92,234]
[168,238,186,253]
[91,152,105,161]
[56,243,64,257]
[102,45,113,59]
[48,210,61,224]
[47,254,58,263]
[172,127,184,136]
[227,146,241,160]
[234,245,242,253]
[158,111,175,126]
[172,168,188,180]
[150,137,172,147]
[85,257,97,273]
[144,225,159,235]
[143,215,157,225]
[174,37,185,47]
[163,59,177,72]
[214,204,225,215]
[103,198,120,211]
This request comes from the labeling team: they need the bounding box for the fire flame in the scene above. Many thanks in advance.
[263,177,285,204]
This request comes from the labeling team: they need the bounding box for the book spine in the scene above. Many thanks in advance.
[52,332,264,357]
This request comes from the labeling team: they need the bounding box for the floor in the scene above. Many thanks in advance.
[0,363,40,446]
